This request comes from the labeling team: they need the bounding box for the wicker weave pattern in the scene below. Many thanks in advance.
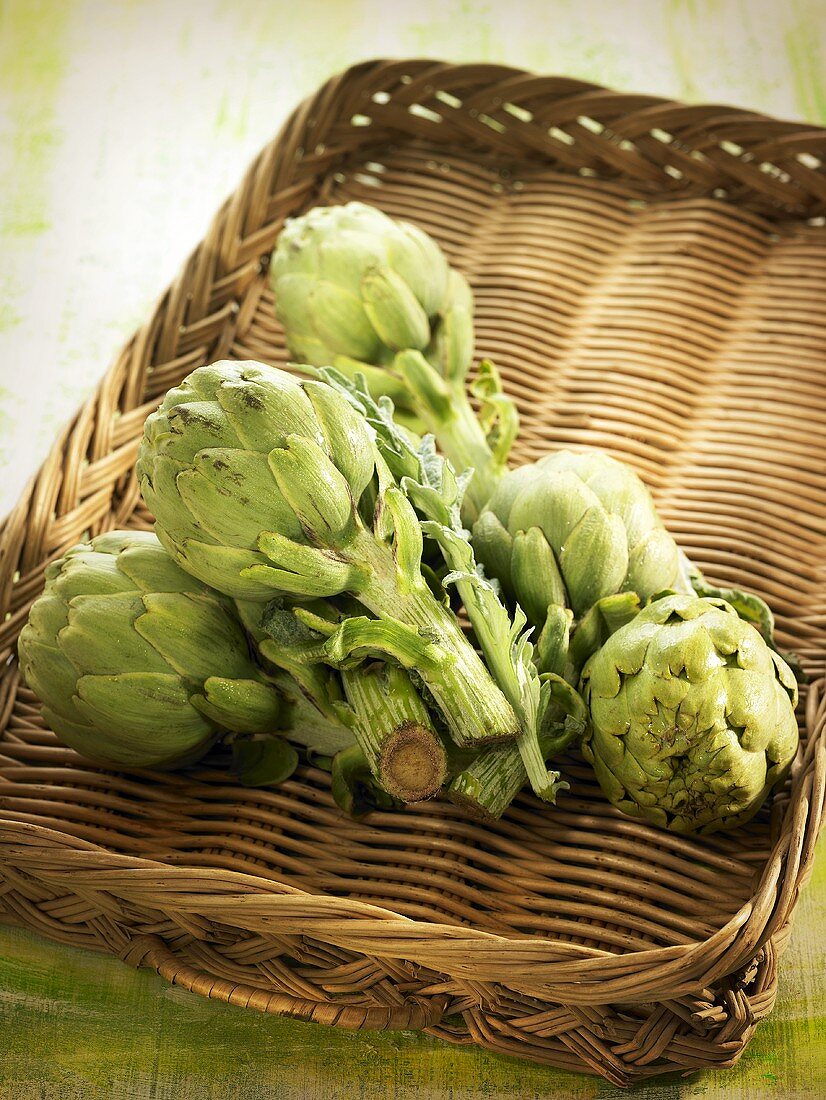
[1,62,824,1086]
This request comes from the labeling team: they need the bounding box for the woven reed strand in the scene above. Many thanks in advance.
[1,61,825,1086]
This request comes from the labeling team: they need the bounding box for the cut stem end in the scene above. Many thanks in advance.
[379,720,448,802]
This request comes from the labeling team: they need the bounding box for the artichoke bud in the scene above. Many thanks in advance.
[268,435,356,541]
[17,530,283,770]
[361,267,431,351]
[271,203,454,373]
[478,450,692,629]
[511,527,566,627]
[581,594,800,834]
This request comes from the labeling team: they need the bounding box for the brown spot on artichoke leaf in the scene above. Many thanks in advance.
[171,405,218,427]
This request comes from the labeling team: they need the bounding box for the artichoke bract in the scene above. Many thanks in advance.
[580,594,799,834]
[473,449,691,624]
[137,360,518,749]
[18,530,284,769]
[271,202,516,517]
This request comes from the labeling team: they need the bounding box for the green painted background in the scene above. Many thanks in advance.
[1,0,824,1096]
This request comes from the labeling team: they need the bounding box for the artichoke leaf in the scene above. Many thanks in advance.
[267,435,356,540]
[137,592,255,682]
[535,604,573,678]
[192,676,283,734]
[472,359,519,465]
[568,592,641,680]
[361,267,431,351]
[331,743,396,818]
[314,614,447,675]
[231,735,299,787]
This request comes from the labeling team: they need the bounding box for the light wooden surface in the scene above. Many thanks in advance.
[1,1,824,1096]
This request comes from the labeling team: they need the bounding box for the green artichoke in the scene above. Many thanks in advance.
[473,449,691,624]
[138,360,518,749]
[17,530,284,769]
[271,202,456,380]
[580,594,799,833]
[271,202,516,518]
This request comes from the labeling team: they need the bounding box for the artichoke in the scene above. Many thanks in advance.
[138,360,518,749]
[271,202,516,517]
[271,202,456,380]
[580,594,799,833]
[473,449,691,624]
[17,530,284,769]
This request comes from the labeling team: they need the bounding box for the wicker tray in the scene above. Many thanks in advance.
[1,61,825,1087]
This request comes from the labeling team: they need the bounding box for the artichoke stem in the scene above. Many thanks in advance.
[436,395,505,521]
[448,741,525,821]
[448,714,579,820]
[448,734,567,822]
[352,528,519,748]
[444,562,557,801]
[341,664,447,802]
